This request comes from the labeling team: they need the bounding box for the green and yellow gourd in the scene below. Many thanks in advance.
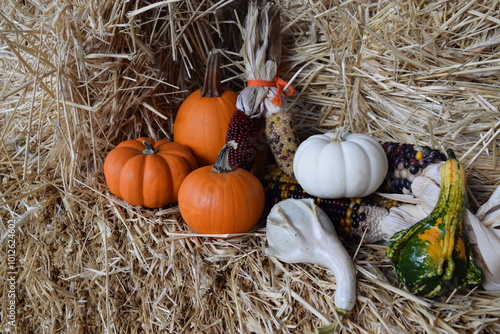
[386,149,482,298]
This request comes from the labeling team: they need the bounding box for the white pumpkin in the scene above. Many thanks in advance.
[293,131,388,198]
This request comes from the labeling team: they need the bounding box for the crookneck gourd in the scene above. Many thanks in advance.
[386,149,482,298]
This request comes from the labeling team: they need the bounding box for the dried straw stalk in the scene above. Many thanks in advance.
[1,0,499,333]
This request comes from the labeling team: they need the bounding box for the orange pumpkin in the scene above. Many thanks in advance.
[104,137,198,208]
[178,141,265,235]
[173,49,237,166]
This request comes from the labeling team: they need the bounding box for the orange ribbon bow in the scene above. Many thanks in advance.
[246,77,295,107]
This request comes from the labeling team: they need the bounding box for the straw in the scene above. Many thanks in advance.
[1,0,499,333]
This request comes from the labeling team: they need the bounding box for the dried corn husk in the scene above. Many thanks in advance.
[236,1,283,118]
[467,186,500,290]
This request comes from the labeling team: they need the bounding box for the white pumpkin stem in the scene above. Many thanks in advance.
[213,141,238,173]
[331,127,345,142]
[142,141,159,155]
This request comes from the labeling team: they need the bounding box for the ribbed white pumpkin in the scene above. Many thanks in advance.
[293,131,388,198]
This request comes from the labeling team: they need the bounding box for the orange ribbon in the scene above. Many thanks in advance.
[246,77,295,107]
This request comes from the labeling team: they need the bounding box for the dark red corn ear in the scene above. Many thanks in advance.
[226,110,259,171]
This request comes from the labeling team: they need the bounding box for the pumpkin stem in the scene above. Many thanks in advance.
[446,149,456,160]
[213,141,238,173]
[201,49,224,98]
[330,127,345,142]
[142,141,159,155]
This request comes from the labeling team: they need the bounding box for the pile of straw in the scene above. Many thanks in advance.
[1,0,499,333]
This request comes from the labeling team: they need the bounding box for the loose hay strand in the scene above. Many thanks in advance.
[1,0,500,333]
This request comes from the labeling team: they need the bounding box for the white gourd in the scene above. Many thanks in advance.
[293,131,388,198]
[266,198,357,313]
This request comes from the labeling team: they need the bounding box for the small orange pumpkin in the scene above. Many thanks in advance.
[173,49,237,166]
[178,141,265,235]
[104,137,198,208]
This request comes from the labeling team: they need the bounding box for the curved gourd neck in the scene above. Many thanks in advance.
[430,151,465,220]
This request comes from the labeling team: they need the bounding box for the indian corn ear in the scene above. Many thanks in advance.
[261,165,399,243]
[382,142,446,194]
[265,112,300,178]
[226,109,259,171]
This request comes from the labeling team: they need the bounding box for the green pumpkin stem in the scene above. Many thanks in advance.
[201,49,224,98]
[446,148,456,160]
[213,141,238,173]
[142,141,159,155]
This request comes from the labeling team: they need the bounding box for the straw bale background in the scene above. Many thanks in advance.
[1,0,499,333]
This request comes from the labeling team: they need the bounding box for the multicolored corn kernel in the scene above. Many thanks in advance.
[261,165,399,243]
[226,109,259,171]
[381,142,447,194]
[265,112,300,178]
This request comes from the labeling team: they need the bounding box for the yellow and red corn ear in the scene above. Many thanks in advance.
[226,109,259,171]
[265,112,300,178]
[261,165,400,243]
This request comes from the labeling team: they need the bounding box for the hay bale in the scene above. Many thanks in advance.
[1,0,499,333]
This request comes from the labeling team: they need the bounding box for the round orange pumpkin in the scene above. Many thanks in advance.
[104,137,198,208]
[178,141,265,235]
[173,49,237,167]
